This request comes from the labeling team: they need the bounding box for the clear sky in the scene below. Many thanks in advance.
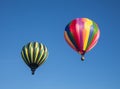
[0,0,120,89]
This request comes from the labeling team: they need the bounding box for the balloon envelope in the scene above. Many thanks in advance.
[64,18,100,60]
[21,42,48,75]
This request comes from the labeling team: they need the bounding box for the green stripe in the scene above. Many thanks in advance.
[86,22,98,50]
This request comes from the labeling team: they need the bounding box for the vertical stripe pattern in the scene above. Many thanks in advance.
[64,18,100,55]
[21,42,48,74]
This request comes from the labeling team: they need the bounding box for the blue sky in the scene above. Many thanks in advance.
[0,0,120,89]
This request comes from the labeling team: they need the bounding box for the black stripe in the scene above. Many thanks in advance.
[37,45,46,66]
[27,42,32,64]
[22,46,29,66]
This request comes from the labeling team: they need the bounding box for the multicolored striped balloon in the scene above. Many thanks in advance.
[64,18,100,61]
[21,42,48,75]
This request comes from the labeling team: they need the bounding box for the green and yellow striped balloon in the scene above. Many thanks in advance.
[21,42,48,75]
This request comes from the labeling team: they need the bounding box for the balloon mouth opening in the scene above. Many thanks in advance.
[79,51,85,61]
[29,63,39,75]
[31,68,36,75]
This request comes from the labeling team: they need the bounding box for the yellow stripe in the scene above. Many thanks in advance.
[29,43,34,63]
[39,44,44,60]
[34,42,39,63]
[37,44,44,64]
[38,47,48,65]
[83,18,92,50]
[21,51,29,65]
[25,47,30,63]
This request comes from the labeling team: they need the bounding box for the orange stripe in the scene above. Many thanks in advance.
[64,31,77,51]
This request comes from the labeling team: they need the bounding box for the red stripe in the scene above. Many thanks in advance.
[69,19,80,51]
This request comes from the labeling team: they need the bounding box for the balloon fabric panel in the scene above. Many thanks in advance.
[21,42,48,75]
[64,18,100,56]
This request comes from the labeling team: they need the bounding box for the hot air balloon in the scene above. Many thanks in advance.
[64,18,100,61]
[21,42,48,75]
